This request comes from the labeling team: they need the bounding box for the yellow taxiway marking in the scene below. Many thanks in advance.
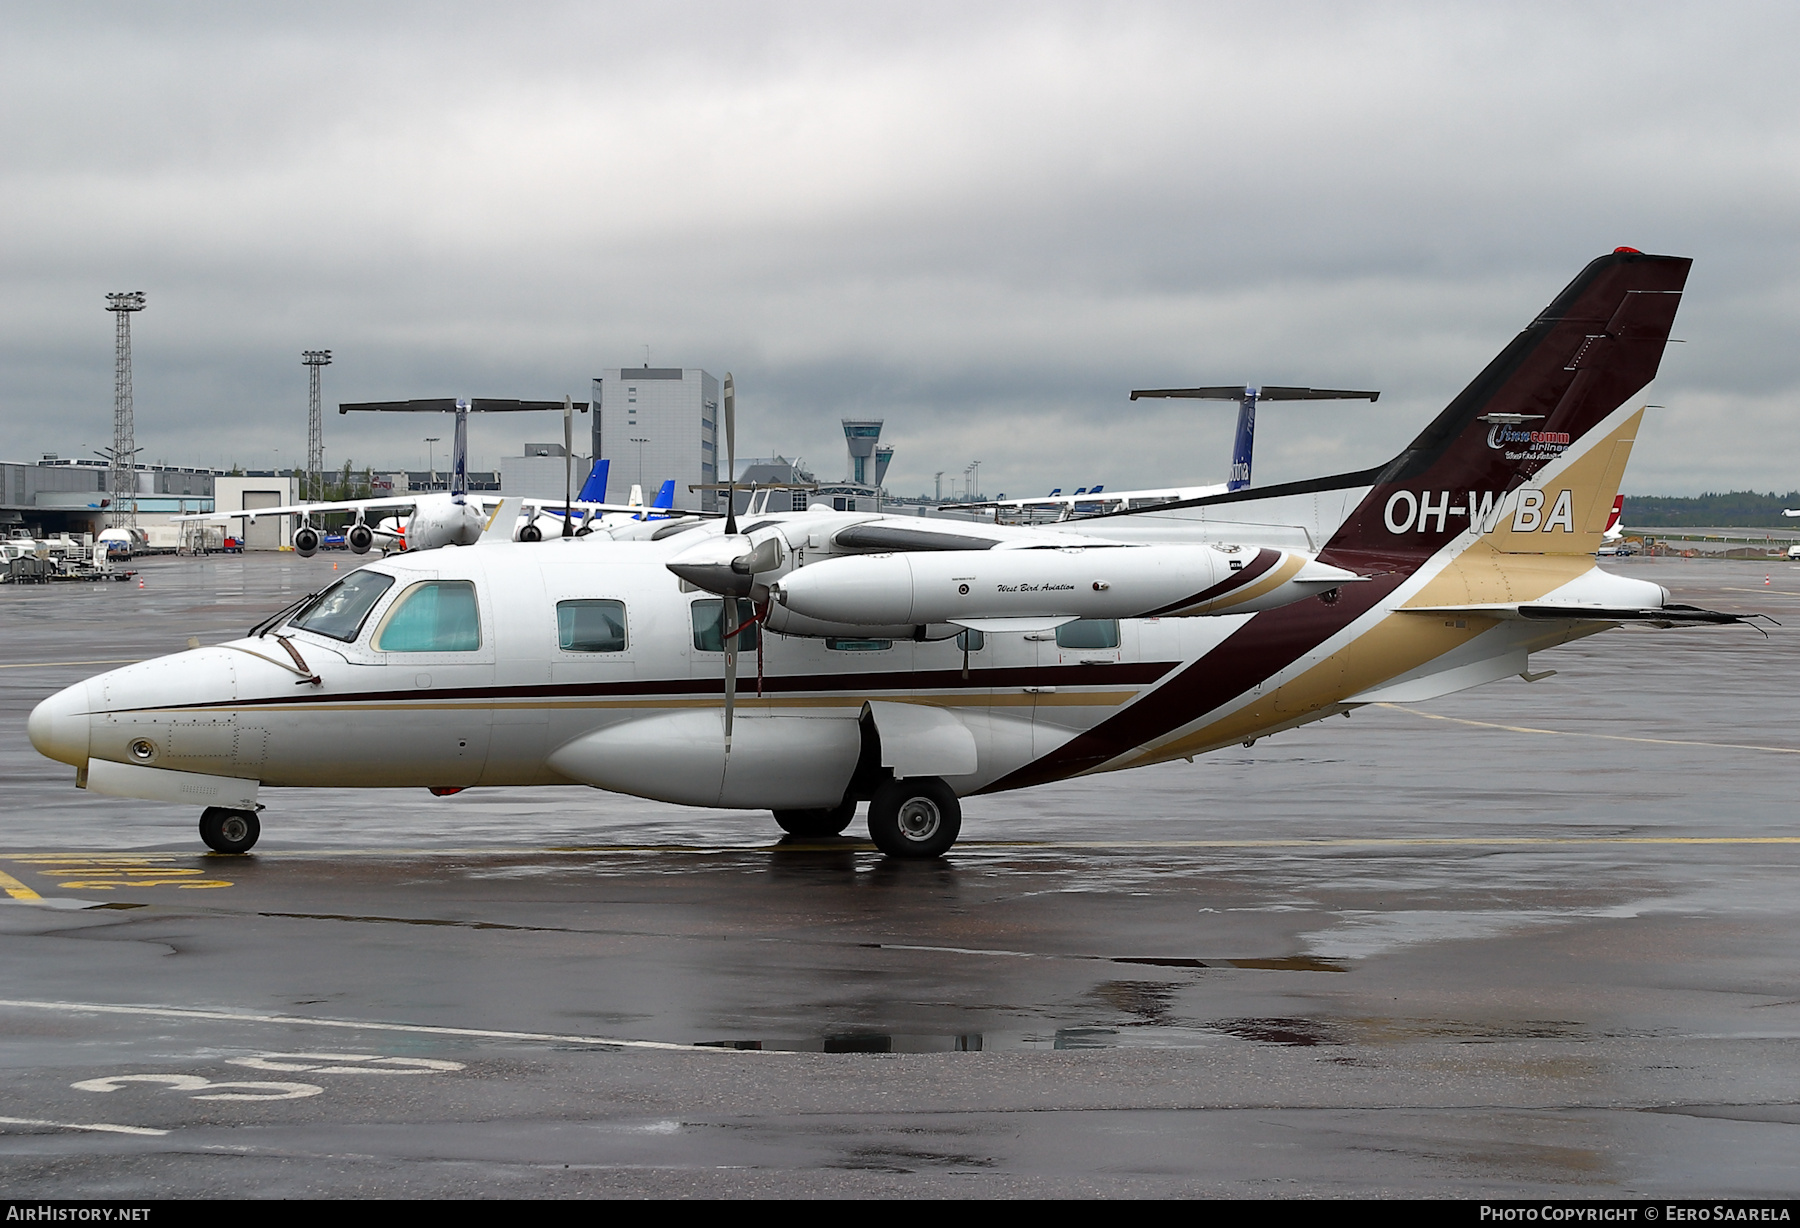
[1377,703,1800,755]
[0,659,143,670]
[0,869,42,901]
[0,998,722,1054]
[0,856,231,891]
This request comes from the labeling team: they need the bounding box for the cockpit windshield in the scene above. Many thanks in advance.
[289,570,397,642]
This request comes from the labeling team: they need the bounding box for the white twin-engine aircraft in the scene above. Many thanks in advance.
[31,249,1756,860]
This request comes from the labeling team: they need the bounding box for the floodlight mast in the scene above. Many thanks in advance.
[302,351,333,502]
[104,292,146,528]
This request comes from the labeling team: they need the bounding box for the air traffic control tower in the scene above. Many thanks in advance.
[842,419,884,485]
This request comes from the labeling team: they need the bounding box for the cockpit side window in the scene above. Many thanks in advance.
[373,580,482,652]
[289,570,396,642]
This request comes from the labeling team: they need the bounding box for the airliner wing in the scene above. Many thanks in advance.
[175,496,429,522]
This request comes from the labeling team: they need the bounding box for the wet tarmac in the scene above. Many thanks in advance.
[1,552,1798,1197]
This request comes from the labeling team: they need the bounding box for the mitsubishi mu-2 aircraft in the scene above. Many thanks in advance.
[30,249,1755,859]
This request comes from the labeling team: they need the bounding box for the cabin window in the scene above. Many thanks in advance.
[557,600,628,653]
[289,570,395,642]
[690,598,759,652]
[373,581,482,652]
[1055,619,1120,649]
[955,628,984,652]
[826,637,892,652]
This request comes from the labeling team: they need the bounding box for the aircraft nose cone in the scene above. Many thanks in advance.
[28,681,91,768]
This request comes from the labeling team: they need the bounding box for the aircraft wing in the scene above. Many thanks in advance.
[177,496,433,522]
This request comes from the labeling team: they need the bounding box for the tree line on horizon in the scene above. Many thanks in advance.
[1621,491,1800,528]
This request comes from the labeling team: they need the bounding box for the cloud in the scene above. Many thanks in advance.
[3,2,1797,494]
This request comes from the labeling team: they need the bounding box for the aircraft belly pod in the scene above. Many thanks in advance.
[30,249,1764,860]
[768,545,1360,626]
[548,712,862,809]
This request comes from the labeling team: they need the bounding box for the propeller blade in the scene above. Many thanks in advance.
[721,598,737,753]
[562,395,574,537]
[722,373,737,535]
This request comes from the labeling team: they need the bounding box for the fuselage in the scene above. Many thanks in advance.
[28,496,1666,813]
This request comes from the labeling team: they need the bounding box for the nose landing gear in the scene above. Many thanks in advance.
[199,807,261,855]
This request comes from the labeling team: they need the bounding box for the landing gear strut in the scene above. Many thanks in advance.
[866,777,961,859]
[199,807,260,854]
[773,799,857,838]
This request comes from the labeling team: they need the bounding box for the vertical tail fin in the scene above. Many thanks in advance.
[577,458,610,503]
[652,479,675,510]
[1603,495,1624,535]
[450,402,469,502]
[1227,390,1257,491]
[1321,250,1689,566]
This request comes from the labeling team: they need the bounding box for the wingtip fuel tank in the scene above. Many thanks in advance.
[768,544,1360,627]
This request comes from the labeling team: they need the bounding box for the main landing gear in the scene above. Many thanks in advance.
[866,777,961,860]
[199,807,261,855]
[772,776,964,858]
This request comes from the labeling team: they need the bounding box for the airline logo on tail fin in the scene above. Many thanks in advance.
[652,480,675,510]
[576,458,610,504]
[1228,390,1257,491]
[1603,495,1624,536]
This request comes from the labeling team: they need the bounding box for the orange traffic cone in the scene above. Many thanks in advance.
[137,579,144,589]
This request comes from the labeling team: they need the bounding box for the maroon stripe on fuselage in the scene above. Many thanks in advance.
[123,660,1183,715]
[1143,547,1279,617]
[977,558,1410,793]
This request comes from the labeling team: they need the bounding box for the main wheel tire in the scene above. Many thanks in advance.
[866,777,961,858]
[773,799,857,838]
[199,807,260,854]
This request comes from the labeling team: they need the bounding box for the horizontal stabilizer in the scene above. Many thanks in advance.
[340,399,588,414]
[1405,602,1764,627]
[1130,386,1380,402]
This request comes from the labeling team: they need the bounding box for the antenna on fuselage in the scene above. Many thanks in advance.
[1127,385,1380,491]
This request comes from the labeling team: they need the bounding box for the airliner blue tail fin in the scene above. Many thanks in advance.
[576,458,609,503]
[652,480,674,509]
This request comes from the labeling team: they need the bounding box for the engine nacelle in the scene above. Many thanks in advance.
[517,521,543,543]
[293,525,321,558]
[346,523,374,554]
[769,544,1360,626]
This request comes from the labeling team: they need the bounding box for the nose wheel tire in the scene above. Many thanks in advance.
[867,777,961,858]
[773,800,857,838]
[199,807,260,855]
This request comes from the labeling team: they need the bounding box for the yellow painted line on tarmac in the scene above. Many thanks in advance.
[0,659,143,669]
[0,856,231,891]
[0,869,41,901]
[1377,703,1800,755]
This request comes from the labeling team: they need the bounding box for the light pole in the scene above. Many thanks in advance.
[424,437,441,491]
[302,350,332,502]
[629,436,649,490]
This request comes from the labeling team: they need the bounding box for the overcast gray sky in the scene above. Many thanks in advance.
[3,1,1796,497]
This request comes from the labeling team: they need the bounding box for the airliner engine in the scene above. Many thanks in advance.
[768,544,1359,626]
